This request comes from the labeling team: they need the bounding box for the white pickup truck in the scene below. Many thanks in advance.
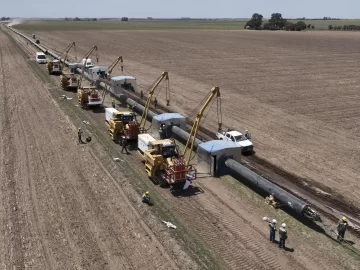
[216,130,253,153]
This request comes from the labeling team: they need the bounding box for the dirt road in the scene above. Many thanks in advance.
[0,29,196,270]
[34,29,360,206]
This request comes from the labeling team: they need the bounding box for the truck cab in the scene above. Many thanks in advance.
[81,58,94,69]
[216,130,253,153]
[35,52,47,64]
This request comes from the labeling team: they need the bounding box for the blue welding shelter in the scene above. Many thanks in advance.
[198,140,242,176]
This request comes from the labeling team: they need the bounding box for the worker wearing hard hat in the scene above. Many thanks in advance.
[244,130,251,140]
[112,98,116,108]
[278,223,288,249]
[269,219,277,242]
[337,216,348,241]
[77,128,83,144]
[142,191,151,204]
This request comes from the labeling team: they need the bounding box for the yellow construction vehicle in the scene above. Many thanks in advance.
[183,86,222,167]
[59,42,78,90]
[76,46,101,107]
[46,59,62,75]
[105,107,135,142]
[144,138,196,187]
[78,86,102,108]
[101,56,124,103]
[121,71,170,142]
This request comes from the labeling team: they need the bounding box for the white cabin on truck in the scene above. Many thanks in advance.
[138,133,156,155]
[110,75,137,95]
[89,66,108,81]
[216,130,253,153]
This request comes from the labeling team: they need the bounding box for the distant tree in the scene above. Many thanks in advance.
[74,17,81,21]
[307,24,311,28]
[1,16,5,21]
[268,13,287,29]
[296,21,307,30]
[121,17,129,21]
[311,25,315,29]
[92,18,97,21]
[64,17,70,21]
[328,25,333,30]
[244,13,263,30]
[338,25,342,30]
[284,22,295,31]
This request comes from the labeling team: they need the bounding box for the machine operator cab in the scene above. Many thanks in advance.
[155,140,179,159]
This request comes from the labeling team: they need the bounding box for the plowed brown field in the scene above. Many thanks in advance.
[37,30,360,205]
[4,25,360,270]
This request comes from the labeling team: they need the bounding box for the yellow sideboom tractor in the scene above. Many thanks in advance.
[144,139,196,188]
[105,107,136,142]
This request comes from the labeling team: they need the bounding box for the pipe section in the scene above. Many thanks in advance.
[172,126,202,149]
[225,158,308,215]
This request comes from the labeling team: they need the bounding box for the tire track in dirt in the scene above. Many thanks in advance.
[164,192,282,270]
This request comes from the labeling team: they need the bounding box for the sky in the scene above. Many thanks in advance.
[2,0,360,19]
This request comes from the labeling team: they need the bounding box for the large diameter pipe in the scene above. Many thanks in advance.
[116,94,157,120]
[172,126,202,149]
[225,159,308,215]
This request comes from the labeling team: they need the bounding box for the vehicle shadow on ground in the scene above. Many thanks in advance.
[170,185,204,197]
[92,106,106,114]
[242,150,256,156]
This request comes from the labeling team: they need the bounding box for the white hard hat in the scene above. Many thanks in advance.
[245,130,248,132]
[272,219,277,223]
[282,223,286,228]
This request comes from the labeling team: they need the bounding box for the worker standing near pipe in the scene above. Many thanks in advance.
[269,219,277,242]
[112,98,116,108]
[337,216,348,241]
[278,223,288,249]
[154,97,158,108]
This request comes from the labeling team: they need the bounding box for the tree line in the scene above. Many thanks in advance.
[1,17,11,21]
[245,13,314,31]
[328,25,360,31]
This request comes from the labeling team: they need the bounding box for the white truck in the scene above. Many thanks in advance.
[216,130,253,153]
[80,58,94,69]
[138,133,156,155]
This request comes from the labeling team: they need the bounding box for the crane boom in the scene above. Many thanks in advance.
[139,72,169,130]
[183,86,222,166]
[60,42,76,71]
[101,56,124,103]
[78,45,98,88]
[108,56,123,76]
